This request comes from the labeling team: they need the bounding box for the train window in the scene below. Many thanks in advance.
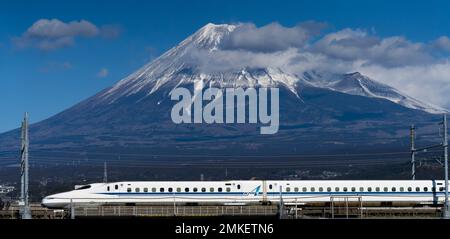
[408,187,412,192]
[423,187,428,192]
[237,185,241,190]
[201,188,206,192]
[384,187,388,192]
[359,187,364,192]
[319,187,324,192]
[335,187,340,192]
[294,187,299,192]
[286,187,291,192]
[269,185,273,190]
[368,187,372,192]
[135,188,140,193]
[391,187,396,192]
[310,187,315,192]
[210,187,214,192]
[218,187,223,192]
[343,187,348,192]
[193,187,198,192]
[107,186,110,191]
[400,187,404,192]
[144,188,148,192]
[376,187,380,192]
[127,188,131,192]
[415,187,420,192]
[160,188,164,192]
[440,187,445,192]
[226,187,231,192]
[302,187,307,192]
[185,188,189,192]
[351,187,356,192]
[115,185,118,190]
[177,188,181,192]
[168,188,173,192]
[327,187,331,192]
[152,188,156,192]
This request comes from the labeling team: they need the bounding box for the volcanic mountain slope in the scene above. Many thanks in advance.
[0,23,446,158]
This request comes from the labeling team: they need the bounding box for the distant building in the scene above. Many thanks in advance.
[0,185,15,194]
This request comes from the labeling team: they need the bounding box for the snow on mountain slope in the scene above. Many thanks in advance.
[98,23,446,114]
[302,71,447,114]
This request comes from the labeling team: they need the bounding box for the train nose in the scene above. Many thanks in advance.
[41,196,65,209]
[41,196,51,207]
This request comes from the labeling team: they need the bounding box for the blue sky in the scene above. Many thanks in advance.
[1,0,450,133]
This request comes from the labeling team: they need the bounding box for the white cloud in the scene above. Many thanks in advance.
[26,19,98,38]
[97,68,109,78]
[434,36,450,52]
[312,29,432,67]
[184,22,450,108]
[220,21,326,53]
[12,19,121,51]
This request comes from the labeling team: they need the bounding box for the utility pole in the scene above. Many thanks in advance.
[103,161,108,183]
[278,185,284,219]
[411,125,416,180]
[409,115,449,218]
[20,112,31,219]
[443,114,449,218]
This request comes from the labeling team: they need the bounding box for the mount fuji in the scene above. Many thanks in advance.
[0,23,446,159]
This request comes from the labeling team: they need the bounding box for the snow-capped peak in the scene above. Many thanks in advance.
[98,23,447,114]
[99,23,239,101]
[186,23,236,50]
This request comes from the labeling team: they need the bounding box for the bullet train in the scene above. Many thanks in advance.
[41,180,449,209]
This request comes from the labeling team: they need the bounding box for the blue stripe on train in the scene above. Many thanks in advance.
[97,191,447,196]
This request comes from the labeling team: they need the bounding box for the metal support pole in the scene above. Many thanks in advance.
[278,185,284,219]
[346,197,349,219]
[331,197,334,219]
[295,198,298,219]
[20,112,31,219]
[411,125,416,180]
[173,193,176,216]
[360,197,363,218]
[443,114,449,219]
[70,199,75,219]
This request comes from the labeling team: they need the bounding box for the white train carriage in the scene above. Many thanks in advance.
[41,180,448,208]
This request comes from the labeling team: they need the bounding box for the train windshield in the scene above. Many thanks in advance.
[75,185,92,190]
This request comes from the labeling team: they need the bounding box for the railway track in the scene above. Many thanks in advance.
[0,203,444,219]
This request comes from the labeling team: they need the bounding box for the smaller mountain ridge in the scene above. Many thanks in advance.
[301,70,447,114]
